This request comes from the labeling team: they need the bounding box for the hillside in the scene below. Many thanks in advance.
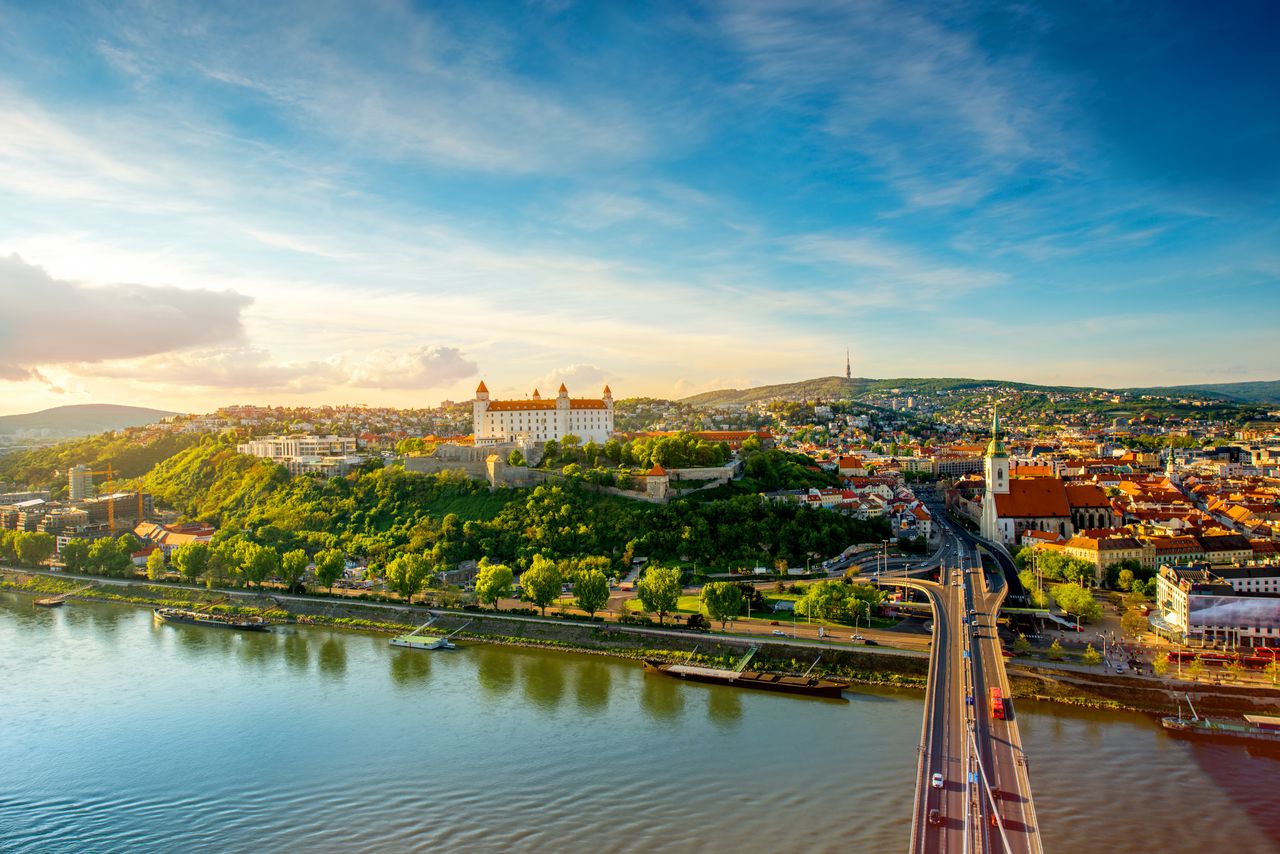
[679,376,1074,407]
[0,404,179,437]
[680,376,1280,408]
[1122,380,1280,406]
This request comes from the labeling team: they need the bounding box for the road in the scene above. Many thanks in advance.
[882,496,1042,854]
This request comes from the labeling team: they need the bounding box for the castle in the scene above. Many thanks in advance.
[472,381,614,446]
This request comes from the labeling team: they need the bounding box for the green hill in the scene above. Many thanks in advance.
[0,404,179,437]
[679,376,1074,407]
[1122,380,1280,406]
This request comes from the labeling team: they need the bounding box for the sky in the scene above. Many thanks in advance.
[1,0,1278,415]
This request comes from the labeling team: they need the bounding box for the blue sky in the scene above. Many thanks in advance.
[0,0,1277,413]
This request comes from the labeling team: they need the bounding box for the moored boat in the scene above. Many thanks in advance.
[390,634,455,650]
[643,647,845,699]
[34,597,65,608]
[153,607,272,632]
[1161,693,1280,743]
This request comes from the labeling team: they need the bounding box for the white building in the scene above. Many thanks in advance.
[68,464,94,501]
[237,435,359,459]
[472,381,614,446]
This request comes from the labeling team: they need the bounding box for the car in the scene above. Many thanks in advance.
[931,772,944,789]
[965,695,974,706]
[852,634,864,640]
[1115,665,1124,673]
[770,621,780,626]
[927,808,942,826]
[864,638,879,646]
[771,629,786,636]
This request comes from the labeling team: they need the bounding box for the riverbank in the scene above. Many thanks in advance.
[7,567,1279,716]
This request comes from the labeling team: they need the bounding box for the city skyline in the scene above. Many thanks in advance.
[2,1,1278,415]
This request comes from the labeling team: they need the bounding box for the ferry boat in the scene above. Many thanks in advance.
[1161,694,1280,743]
[153,607,272,632]
[388,614,469,651]
[643,647,845,699]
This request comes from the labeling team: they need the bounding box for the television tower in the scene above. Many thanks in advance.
[845,349,851,380]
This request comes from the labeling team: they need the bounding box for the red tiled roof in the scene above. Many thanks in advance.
[1064,483,1111,509]
[993,478,1071,519]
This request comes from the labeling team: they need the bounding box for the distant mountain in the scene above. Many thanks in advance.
[1121,380,1280,406]
[679,376,1280,408]
[678,376,1075,407]
[0,404,180,437]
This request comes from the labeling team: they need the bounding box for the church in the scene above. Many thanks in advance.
[979,407,1117,544]
[472,381,615,446]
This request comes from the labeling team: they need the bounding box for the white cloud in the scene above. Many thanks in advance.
[342,345,477,389]
[0,254,250,381]
[532,364,612,395]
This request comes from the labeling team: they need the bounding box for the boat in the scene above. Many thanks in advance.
[153,607,272,632]
[389,614,470,651]
[643,647,845,699]
[1161,693,1280,743]
[34,597,66,608]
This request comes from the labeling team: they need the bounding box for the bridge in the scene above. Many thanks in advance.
[881,508,1042,853]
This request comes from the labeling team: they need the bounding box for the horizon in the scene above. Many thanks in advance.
[2,2,1278,414]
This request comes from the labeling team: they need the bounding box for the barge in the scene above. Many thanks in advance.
[643,647,844,699]
[1161,694,1280,743]
[153,607,272,632]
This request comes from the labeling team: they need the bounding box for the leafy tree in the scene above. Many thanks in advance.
[701,581,743,629]
[172,542,210,585]
[15,531,56,567]
[573,568,610,617]
[146,548,167,580]
[89,537,131,577]
[1152,655,1170,677]
[0,530,17,564]
[519,555,562,616]
[61,538,91,573]
[205,542,235,589]
[314,548,345,592]
[1116,569,1135,592]
[1121,609,1148,637]
[385,553,432,602]
[1082,644,1102,667]
[1050,583,1102,624]
[1013,633,1032,656]
[1227,659,1245,681]
[236,541,279,588]
[637,566,682,625]
[474,560,514,610]
[1187,658,1205,681]
[1048,639,1064,661]
[1265,660,1279,686]
[281,548,310,592]
[507,449,525,467]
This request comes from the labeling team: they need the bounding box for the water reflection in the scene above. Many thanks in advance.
[573,660,611,713]
[317,638,346,678]
[707,686,743,729]
[521,654,565,711]
[282,632,311,672]
[475,649,516,698]
[389,649,431,686]
[237,632,271,667]
[639,671,685,721]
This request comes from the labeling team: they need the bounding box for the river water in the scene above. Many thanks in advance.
[2,594,1277,853]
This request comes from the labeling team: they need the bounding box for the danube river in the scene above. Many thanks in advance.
[2,594,1278,853]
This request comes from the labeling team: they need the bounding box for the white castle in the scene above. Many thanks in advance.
[472,381,614,446]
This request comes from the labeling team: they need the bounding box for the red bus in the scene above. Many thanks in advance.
[989,687,1005,720]
[1199,653,1234,666]
[1241,656,1270,670]
[1249,647,1279,660]
[1167,651,1197,663]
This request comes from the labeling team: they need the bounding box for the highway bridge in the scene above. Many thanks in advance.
[882,506,1042,854]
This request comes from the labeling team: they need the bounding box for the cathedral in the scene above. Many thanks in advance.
[472,381,614,446]
[979,406,1116,544]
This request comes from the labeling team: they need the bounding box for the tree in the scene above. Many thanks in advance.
[385,553,431,602]
[1048,639,1064,661]
[61,538,91,573]
[146,548,167,580]
[314,548,345,593]
[1121,610,1148,637]
[1152,655,1170,678]
[573,568,610,618]
[1050,583,1102,624]
[1265,660,1279,686]
[637,566,682,625]
[15,532,56,567]
[0,530,17,564]
[236,541,279,588]
[701,581,744,629]
[89,537,131,577]
[1187,657,1205,682]
[1082,644,1102,667]
[507,449,525,466]
[519,555,562,616]
[1013,633,1032,656]
[280,548,310,592]
[171,542,210,585]
[474,560,514,610]
[1227,659,1245,682]
[1116,569,1135,592]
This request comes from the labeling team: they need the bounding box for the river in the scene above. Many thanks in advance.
[2,594,1278,853]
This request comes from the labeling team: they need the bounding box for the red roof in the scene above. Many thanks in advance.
[648,464,667,476]
[476,380,488,393]
[993,478,1071,519]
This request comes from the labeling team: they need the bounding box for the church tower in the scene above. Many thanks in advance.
[980,403,1009,541]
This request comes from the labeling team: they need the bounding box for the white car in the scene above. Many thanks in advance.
[931,772,944,789]
[771,629,786,636]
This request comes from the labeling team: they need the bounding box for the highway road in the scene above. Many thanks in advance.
[888,496,1042,854]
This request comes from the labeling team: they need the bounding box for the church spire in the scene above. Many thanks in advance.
[985,402,1008,459]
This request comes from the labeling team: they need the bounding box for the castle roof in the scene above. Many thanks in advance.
[476,380,488,394]
[559,383,569,394]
